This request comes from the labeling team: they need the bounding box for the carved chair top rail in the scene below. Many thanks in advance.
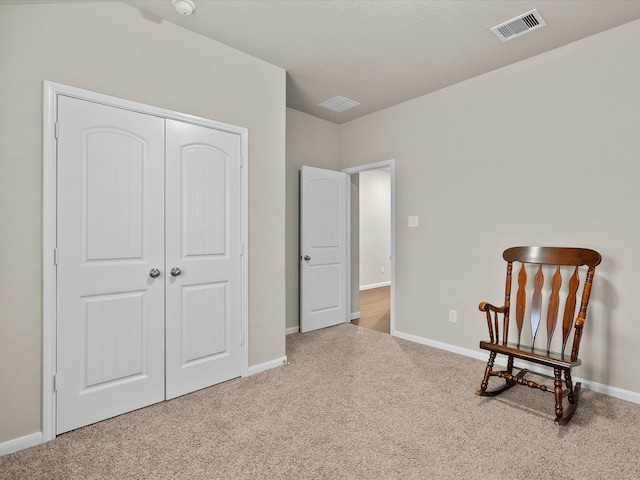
[503,246,602,267]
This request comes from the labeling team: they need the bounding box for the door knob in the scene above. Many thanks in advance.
[171,267,182,277]
[303,255,311,261]
[149,268,161,278]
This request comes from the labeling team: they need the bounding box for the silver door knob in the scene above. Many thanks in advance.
[304,255,311,261]
[149,268,161,278]
[171,267,182,277]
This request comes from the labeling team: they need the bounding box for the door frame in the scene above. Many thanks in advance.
[42,81,249,442]
[342,159,396,335]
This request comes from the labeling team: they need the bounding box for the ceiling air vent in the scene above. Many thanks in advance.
[319,96,360,113]
[491,9,547,42]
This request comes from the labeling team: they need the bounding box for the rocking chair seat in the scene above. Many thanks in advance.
[478,341,581,370]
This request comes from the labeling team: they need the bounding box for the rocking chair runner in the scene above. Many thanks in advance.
[476,246,601,425]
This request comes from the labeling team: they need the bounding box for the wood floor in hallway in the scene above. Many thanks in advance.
[351,285,390,334]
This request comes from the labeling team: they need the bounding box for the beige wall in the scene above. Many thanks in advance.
[340,19,640,394]
[0,2,286,444]
[285,109,341,331]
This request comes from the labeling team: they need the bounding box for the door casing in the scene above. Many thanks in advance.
[42,81,249,442]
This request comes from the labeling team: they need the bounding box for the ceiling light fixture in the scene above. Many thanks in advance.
[173,0,195,16]
[319,96,360,113]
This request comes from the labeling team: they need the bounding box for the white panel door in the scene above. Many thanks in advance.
[165,120,243,399]
[300,166,348,333]
[56,96,165,434]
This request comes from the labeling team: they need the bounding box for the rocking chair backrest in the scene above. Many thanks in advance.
[500,247,601,362]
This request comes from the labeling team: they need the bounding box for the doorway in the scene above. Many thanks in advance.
[343,160,395,335]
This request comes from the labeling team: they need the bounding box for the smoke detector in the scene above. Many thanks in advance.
[173,0,195,16]
[319,96,360,113]
[491,9,547,42]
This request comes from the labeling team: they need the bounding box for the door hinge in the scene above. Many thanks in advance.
[54,122,60,140]
[54,248,59,265]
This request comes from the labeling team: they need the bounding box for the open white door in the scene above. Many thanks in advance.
[300,166,348,333]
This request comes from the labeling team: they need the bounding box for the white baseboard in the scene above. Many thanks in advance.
[392,329,640,405]
[288,316,362,331]
[392,330,488,362]
[0,431,42,457]
[359,282,390,291]
[579,378,640,403]
[246,355,288,376]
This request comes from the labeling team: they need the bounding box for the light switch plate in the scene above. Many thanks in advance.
[408,216,419,228]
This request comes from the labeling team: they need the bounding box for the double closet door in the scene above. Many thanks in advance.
[55,96,243,434]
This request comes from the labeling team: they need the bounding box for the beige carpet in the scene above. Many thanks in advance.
[2,323,640,479]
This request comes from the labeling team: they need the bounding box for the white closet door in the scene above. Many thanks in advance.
[164,120,243,399]
[56,96,165,434]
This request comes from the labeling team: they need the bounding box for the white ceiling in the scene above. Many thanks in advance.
[10,1,640,123]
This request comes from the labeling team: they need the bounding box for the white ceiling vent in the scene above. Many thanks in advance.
[319,96,360,113]
[491,9,547,42]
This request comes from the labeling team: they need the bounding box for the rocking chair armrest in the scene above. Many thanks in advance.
[478,302,507,314]
[479,302,507,344]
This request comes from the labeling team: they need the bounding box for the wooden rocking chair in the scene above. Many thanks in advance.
[476,246,601,425]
